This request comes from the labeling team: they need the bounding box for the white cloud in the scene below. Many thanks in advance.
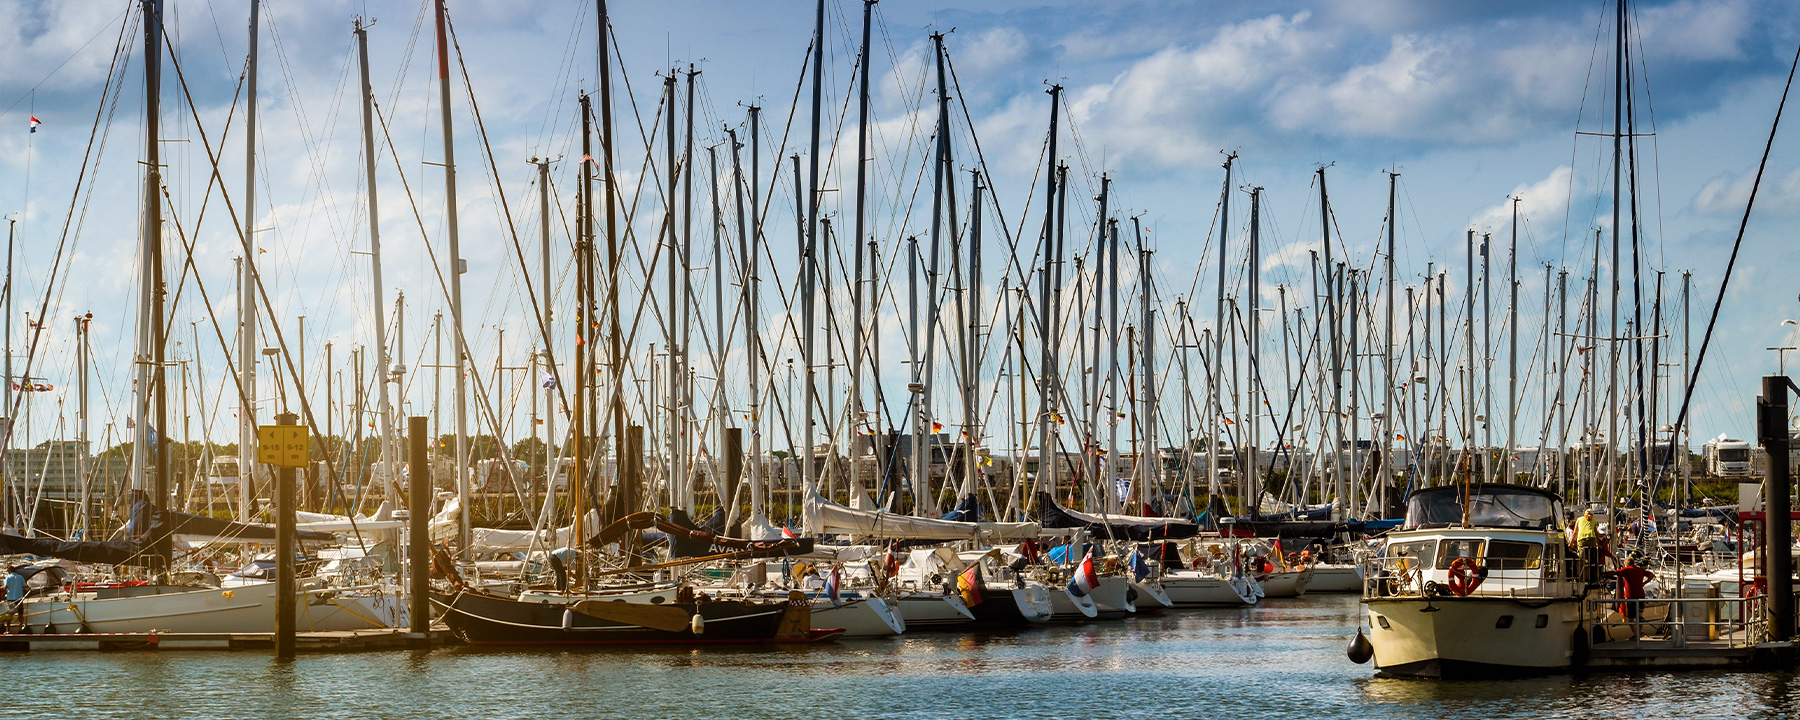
[1469,165,1575,230]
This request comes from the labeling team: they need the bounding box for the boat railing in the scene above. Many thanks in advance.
[1584,595,1767,649]
[1361,554,1582,600]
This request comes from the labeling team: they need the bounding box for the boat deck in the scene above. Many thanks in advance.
[1588,632,1792,670]
[0,626,451,652]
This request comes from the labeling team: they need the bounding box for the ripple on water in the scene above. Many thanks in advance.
[2,595,1798,720]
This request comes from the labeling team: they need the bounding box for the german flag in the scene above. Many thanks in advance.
[957,564,984,608]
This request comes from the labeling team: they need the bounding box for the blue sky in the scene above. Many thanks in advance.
[0,0,1796,458]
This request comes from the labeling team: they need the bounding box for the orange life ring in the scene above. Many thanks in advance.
[1447,557,1484,597]
[1285,552,1302,568]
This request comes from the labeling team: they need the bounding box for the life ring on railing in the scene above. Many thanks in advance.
[1285,552,1302,568]
[1447,557,1484,597]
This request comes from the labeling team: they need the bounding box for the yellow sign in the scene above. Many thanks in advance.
[257,425,310,468]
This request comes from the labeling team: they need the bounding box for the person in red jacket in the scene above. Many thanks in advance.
[1607,555,1655,621]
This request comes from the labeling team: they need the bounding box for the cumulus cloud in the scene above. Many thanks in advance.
[1468,165,1575,230]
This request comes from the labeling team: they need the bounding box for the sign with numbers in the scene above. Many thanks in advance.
[257,425,310,468]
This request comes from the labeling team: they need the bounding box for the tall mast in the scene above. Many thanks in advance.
[534,158,554,508]
[238,0,259,517]
[663,75,679,511]
[1507,198,1520,480]
[1211,157,1232,513]
[355,17,398,503]
[851,0,875,451]
[964,170,984,503]
[1134,218,1154,510]
[680,64,698,512]
[802,0,825,498]
[131,0,165,516]
[574,92,592,568]
[1247,188,1261,514]
[1090,176,1111,510]
[1606,0,1625,509]
[709,144,727,520]
[1482,232,1493,484]
[1034,87,1061,503]
[1382,171,1397,503]
[431,0,470,555]
[75,313,91,536]
[599,0,622,484]
[728,125,759,529]
[1318,165,1342,520]
[914,31,953,516]
[1105,218,1120,511]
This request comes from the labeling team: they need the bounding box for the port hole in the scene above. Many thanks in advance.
[1376,615,1390,629]
[1496,615,1514,629]
[1536,614,1549,628]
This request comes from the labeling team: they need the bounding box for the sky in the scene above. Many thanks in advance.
[1,0,1798,463]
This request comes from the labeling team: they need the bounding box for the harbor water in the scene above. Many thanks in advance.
[7,594,1795,719]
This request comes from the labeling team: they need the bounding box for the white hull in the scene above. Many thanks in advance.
[1161,570,1257,607]
[891,592,975,629]
[1128,580,1174,609]
[1258,569,1312,598]
[23,582,404,635]
[1364,596,1584,677]
[1047,583,1099,620]
[1090,577,1134,618]
[1006,584,1055,623]
[1304,564,1363,593]
[810,595,905,638]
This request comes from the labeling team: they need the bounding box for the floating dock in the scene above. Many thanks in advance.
[0,627,450,652]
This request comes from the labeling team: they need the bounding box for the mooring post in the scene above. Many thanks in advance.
[409,416,430,638]
[1760,375,1793,641]
[274,411,298,659]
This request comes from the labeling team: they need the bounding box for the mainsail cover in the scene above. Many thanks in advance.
[1034,492,1198,540]
[0,501,334,566]
[805,489,1040,541]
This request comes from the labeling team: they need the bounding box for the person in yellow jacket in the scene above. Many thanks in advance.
[1576,509,1601,582]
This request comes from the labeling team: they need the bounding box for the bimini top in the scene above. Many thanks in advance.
[1403,484,1564,532]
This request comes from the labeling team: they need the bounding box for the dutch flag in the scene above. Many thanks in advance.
[1067,551,1100,598]
[29,116,40,133]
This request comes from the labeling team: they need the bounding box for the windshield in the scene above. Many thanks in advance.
[1405,486,1563,530]
[1719,449,1750,462]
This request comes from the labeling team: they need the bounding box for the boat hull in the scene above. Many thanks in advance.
[1304,564,1363,593]
[1363,597,1584,678]
[1129,580,1174,609]
[22,582,401,634]
[1161,571,1256,607]
[1047,583,1099,621]
[810,596,904,638]
[967,583,1054,626]
[1258,569,1312,598]
[1090,577,1134,619]
[434,589,810,645]
[890,592,975,630]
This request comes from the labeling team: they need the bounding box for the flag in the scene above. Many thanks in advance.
[781,526,798,539]
[29,116,39,133]
[957,564,984,608]
[883,542,900,580]
[1067,551,1100,599]
[825,565,842,608]
[1127,546,1150,582]
[931,422,944,433]
[541,372,558,389]
[1222,417,1235,425]
[1643,514,1658,535]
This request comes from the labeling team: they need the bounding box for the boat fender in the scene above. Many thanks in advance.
[561,608,574,631]
[690,614,706,635]
[1125,586,1139,604]
[1347,629,1373,664]
[1571,628,1589,667]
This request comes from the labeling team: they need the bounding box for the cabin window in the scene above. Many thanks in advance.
[1486,540,1543,570]
[1389,540,1437,572]
[1434,539,1483,570]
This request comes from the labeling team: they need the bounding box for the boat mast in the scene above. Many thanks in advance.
[681,64,698,512]
[599,0,623,503]
[802,0,825,501]
[1382,172,1397,505]
[662,74,679,511]
[1033,86,1062,506]
[1247,188,1261,514]
[1318,166,1342,520]
[238,0,259,519]
[1090,176,1110,512]
[964,170,984,504]
[1105,218,1120,513]
[1135,218,1155,513]
[1507,199,1520,481]
[727,124,759,530]
[851,0,874,456]
[431,0,471,555]
[355,17,398,503]
[131,0,165,529]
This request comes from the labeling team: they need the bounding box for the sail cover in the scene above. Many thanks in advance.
[805,489,1040,541]
[1034,492,1198,540]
